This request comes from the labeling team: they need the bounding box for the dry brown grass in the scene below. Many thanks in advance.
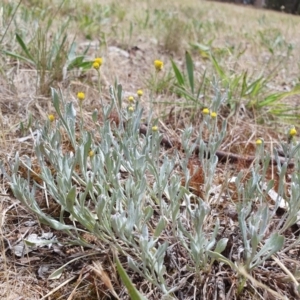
[1,0,300,299]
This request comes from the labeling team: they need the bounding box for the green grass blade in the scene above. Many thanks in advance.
[67,56,84,70]
[79,61,93,70]
[185,51,194,94]
[67,57,93,71]
[2,50,35,66]
[15,33,36,64]
[53,34,68,65]
[229,73,243,94]
[269,111,300,119]
[82,43,90,55]
[246,77,265,97]
[171,59,185,86]
[258,86,300,108]
[210,54,225,80]
[259,93,283,107]
[196,70,207,101]
[241,71,248,97]
[174,85,197,102]
[46,33,67,68]
[115,254,147,300]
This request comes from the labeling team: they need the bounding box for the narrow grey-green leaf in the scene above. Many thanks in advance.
[92,109,98,122]
[154,217,166,239]
[214,238,228,254]
[66,186,76,212]
[207,251,236,270]
[48,266,64,280]
[51,88,62,116]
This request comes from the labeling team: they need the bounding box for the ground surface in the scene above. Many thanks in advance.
[1,0,300,299]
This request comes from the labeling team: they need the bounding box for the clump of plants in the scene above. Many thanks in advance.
[6,57,300,298]
[0,1,300,299]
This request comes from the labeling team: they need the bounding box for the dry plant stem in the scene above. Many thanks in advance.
[79,102,83,122]
[40,276,77,300]
[97,69,103,109]
[0,204,9,295]
[238,266,289,300]
[0,106,6,147]
[91,261,120,300]
[139,125,295,168]
[271,254,300,289]
[282,238,300,254]
[2,0,300,298]
[66,271,84,300]
[95,70,106,119]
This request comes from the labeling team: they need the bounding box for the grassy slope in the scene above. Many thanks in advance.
[1,0,300,299]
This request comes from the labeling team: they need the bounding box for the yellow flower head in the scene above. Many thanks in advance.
[154,60,163,71]
[94,57,103,66]
[255,139,263,145]
[128,96,134,103]
[128,106,134,112]
[88,150,95,157]
[210,112,217,118]
[92,57,102,70]
[77,92,85,101]
[152,125,158,132]
[48,114,55,122]
[92,61,100,70]
[202,108,210,115]
[137,89,143,97]
[289,127,297,137]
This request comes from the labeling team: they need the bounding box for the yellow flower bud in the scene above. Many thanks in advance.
[128,96,134,103]
[255,139,263,145]
[152,125,158,132]
[210,112,217,118]
[202,108,210,115]
[77,92,85,101]
[92,62,100,70]
[137,89,143,97]
[48,114,55,122]
[94,57,103,66]
[88,150,95,157]
[154,60,163,71]
[289,127,297,137]
[128,106,134,112]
